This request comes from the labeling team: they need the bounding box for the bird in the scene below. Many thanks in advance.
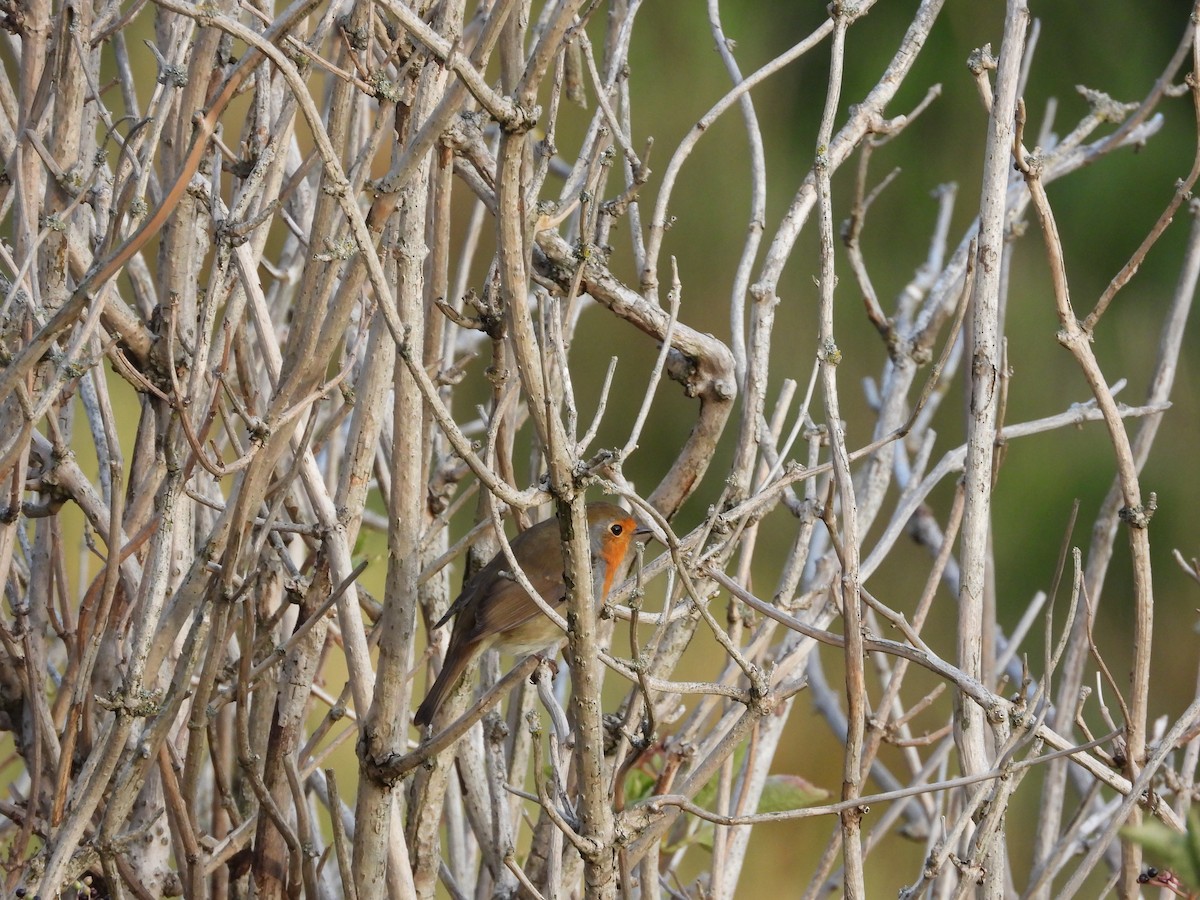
[413,502,643,728]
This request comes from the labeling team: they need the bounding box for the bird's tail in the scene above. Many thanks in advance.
[413,650,471,728]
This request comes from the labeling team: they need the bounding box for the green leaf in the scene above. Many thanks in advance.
[623,768,656,805]
[756,774,830,814]
[1122,808,1200,890]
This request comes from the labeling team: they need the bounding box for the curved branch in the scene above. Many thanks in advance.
[534,232,736,519]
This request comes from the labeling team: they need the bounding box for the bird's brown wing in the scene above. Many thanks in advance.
[466,560,566,640]
[434,519,558,630]
[433,552,502,630]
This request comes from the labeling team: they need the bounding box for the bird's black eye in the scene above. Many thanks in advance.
[609,523,624,537]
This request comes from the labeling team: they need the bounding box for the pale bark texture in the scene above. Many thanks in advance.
[3,1,1200,898]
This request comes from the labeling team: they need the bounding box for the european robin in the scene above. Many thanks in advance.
[413,502,642,728]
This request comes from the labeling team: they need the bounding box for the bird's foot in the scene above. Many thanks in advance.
[530,654,560,682]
